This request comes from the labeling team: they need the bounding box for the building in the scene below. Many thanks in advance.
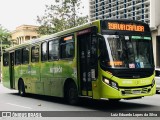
[89,0,160,68]
[11,25,39,46]
[89,0,150,24]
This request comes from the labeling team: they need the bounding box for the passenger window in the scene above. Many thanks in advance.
[15,49,22,65]
[60,35,74,59]
[41,42,48,61]
[22,47,29,64]
[31,46,39,62]
[3,52,9,66]
[49,40,59,60]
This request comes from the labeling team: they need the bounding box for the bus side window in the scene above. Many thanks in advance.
[41,42,48,61]
[3,52,9,66]
[22,47,29,64]
[48,39,59,60]
[31,45,39,62]
[60,35,74,59]
[15,49,22,65]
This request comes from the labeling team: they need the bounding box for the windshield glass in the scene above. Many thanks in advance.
[100,35,154,69]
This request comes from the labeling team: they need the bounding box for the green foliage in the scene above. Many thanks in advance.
[37,0,88,35]
[0,25,11,61]
[0,25,11,50]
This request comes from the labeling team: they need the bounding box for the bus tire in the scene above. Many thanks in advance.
[64,82,78,105]
[18,80,26,97]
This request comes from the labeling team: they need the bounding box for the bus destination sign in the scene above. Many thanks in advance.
[107,22,144,32]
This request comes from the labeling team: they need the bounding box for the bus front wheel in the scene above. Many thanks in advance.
[108,99,121,103]
[18,80,26,97]
[64,82,78,105]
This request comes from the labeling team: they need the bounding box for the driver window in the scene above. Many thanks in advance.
[99,36,108,60]
[99,36,109,69]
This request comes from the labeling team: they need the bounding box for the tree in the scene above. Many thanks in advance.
[0,25,11,54]
[0,25,11,62]
[37,0,88,35]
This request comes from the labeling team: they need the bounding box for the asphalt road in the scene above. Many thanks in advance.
[0,83,160,120]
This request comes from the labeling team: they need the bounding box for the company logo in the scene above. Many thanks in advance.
[50,66,62,73]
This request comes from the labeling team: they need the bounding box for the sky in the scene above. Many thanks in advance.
[0,0,89,31]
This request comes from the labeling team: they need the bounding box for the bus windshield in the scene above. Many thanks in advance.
[100,35,154,69]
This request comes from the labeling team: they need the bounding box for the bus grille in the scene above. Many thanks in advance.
[121,87,150,95]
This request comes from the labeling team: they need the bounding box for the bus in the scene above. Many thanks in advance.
[2,19,156,104]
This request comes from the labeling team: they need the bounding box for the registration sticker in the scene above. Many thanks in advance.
[129,63,135,68]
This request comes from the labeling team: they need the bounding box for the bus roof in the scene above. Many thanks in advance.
[5,19,100,52]
[4,19,149,52]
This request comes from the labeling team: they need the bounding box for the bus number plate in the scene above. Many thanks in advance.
[132,90,141,94]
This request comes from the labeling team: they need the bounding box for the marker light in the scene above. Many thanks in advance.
[151,79,155,87]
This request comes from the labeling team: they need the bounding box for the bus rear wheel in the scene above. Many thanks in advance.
[65,82,78,105]
[18,80,26,97]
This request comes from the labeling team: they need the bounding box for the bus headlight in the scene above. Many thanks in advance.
[103,77,119,90]
[103,78,110,84]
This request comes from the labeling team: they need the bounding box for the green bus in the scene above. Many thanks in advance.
[2,19,156,104]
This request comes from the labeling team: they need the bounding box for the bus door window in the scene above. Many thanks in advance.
[10,53,14,66]
[78,32,93,95]
[90,34,98,79]
[9,52,15,89]
[3,52,9,66]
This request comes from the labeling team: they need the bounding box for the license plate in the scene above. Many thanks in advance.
[132,90,141,94]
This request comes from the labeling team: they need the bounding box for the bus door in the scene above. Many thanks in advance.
[9,52,15,89]
[77,28,98,97]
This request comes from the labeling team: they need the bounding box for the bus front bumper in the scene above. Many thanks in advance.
[100,83,156,100]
